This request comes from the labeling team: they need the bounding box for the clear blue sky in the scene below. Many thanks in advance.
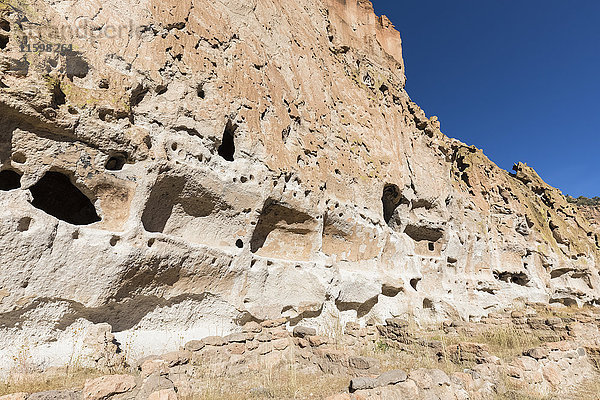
[372,1,600,197]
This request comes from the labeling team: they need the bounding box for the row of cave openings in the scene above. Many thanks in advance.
[0,118,239,227]
[1,172,443,248]
[1,168,100,225]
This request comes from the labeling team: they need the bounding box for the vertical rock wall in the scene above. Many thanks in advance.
[0,0,598,373]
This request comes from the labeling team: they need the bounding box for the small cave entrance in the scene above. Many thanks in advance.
[29,171,100,225]
[493,271,530,286]
[0,170,22,191]
[250,201,312,253]
[382,184,406,226]
[410,278,421,291]
[217,120,237,162]
[105,153,128,171]
[404,224,444,243]
[0,34,8,50]
[423,298,434,309]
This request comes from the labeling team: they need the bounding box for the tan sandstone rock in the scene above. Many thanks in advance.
[83,374,136,400]
[0,0,598,376]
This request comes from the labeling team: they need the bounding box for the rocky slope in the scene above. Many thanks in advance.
[0,0,598,377]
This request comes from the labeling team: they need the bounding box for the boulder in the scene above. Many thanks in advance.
[349,377,376,392]
[375,369,408,387]
[83,375,136,400]
[183,340,205,352]
[293,326,317,338]
[202,336,227,347]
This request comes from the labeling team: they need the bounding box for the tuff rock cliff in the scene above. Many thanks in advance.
[0,0,598,373]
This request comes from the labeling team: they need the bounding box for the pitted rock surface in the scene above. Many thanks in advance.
[0,0,599,375]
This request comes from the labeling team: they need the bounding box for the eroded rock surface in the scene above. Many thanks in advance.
[0,0,598,375]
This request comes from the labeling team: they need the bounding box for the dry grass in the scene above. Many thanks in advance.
[181,366,349,400]
[494,391,549,400]
[0,368,104,396]
[473,326,542,360]
[572,377,600,400]
[357,337,466,377]
[430,325,542,361]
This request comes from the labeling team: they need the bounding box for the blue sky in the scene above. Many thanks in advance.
[372,1,600,197]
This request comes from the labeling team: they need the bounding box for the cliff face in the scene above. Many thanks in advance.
[580,206,600,233]
[0,0,598,372]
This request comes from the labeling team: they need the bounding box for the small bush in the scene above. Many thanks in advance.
[566,195,600,207]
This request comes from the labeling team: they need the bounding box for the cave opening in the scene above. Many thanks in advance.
[410,278,421,291]
[382,183,404,225]
[218,120,237,162]
[29,171,100,225]
[493,271,530,287]
[197,83,205,99]
[0,170,22,191]
[105,153,127,171]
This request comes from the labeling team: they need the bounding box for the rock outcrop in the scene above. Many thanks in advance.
[0,0,598,375]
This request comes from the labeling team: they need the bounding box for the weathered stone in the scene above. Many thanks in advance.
[242,322,263,334]
[225,333,251,343]
[228,343,246,355]
[256,332,273,342]
[137,374,176,400]
[246,340,259,351]
[184,340,205,352]
[141,359,170,377]
[203,336,227,347]
[271,329,291,339]
[349,356,377,370]
[349,376,377,392]
[524,370,544,384]
[507,366,523,379]
[375,369,408,387]
[293,326,317,338]
[28,392,79,400]
[546,317,563,326]
[308,335,330,347]
[257,343,272,355]
[272,338,290,351]
[162,350,191,367]
[261,319,287,329]
[409,368,451,390]
[514,356,539,371]
[385,318,409,329]
[0,394,28,400]
[542,364,562,386]
[524,347,550,360]
[83,375,136,400]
